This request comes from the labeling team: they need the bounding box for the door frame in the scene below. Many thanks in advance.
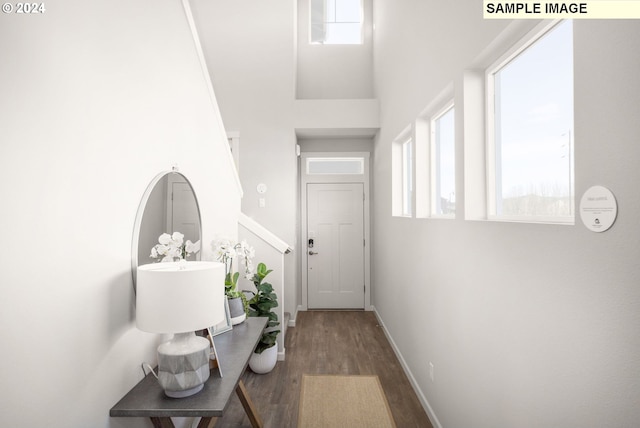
[300,152,371,311]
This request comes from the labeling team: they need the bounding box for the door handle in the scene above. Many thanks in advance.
[308,251,318,255]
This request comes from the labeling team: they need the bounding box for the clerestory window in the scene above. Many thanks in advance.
[310,0,363,45]
[486,20,574,223]
[431,104,456,217]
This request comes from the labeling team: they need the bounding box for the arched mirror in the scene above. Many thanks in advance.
[131,169,202,291]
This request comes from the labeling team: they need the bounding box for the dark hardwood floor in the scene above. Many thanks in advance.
[213,310,433,428]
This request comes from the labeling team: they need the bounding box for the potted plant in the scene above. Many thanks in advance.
[247,263,280,374]
[211,239,254,325]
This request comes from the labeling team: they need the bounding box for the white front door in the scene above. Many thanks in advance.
[307,183,365,309]
[167,176,200,247]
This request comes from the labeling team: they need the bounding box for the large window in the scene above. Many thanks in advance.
[487,20,574,223]
[310,0,362,44]
[431,104,455,217]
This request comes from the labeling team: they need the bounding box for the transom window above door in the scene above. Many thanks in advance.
[306,157,365,175]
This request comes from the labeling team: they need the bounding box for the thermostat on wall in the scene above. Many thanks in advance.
[579,185,617,232]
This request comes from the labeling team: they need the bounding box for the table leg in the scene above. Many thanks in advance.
[235,380,264,428]
[150,417,175,428]
[197,417,218,428]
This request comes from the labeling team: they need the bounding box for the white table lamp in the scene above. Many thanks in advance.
[136,261,225,398]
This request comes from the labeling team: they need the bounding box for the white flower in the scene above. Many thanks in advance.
[167,246,181,259]
[185,240,200,255]
[246,246,256,259]
[150,231,200,263]
[211,238,256,285]
[158,233,172,245]
[171,232,184,246]
[211,239,234,260]
[237,240,255,260]
[155,244,169,255]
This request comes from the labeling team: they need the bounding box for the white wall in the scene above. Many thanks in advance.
[0,1,240,427]
[294,98,380,132]
[372,2,640,427]
[189,0,384,319]
[189,0,299,320]
[298,137,373,153]
[296,0,374,99]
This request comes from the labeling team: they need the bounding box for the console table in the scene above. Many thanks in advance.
[110,317,268,428]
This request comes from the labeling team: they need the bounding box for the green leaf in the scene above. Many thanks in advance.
[246,262,280,352]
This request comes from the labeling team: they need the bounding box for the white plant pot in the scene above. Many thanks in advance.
[227,297,246,325]
[230,312,246,325]
[249,341,278,374]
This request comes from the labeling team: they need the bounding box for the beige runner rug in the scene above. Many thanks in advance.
[298,375,397,428]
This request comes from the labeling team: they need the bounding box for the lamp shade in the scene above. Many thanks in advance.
[136,261,225,334]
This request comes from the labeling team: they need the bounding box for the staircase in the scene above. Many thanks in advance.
[238,213,292,360]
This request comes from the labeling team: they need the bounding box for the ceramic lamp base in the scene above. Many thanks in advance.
[165,383,204,398]
[157,332,210,398]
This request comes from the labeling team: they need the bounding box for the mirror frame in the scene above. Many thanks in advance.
[131,170,203,291]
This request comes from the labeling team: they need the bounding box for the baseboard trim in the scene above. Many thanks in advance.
[289,305,303,328]
[371,306,443,428]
